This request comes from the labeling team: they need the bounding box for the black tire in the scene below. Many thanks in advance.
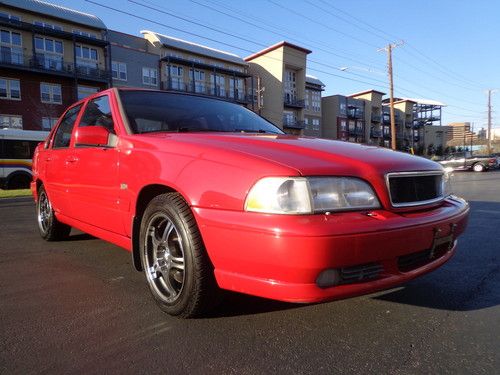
[37,185,71,241]
[6,173,31,189]
[139,192,218,318]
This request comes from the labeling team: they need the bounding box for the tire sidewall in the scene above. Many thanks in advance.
[139,195,198,316]
[473,163,484,172]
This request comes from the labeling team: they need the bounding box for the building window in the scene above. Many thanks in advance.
[284,69,297,102]
[0,12,20,21]
[304,118,310,129]
[42,117,58,130]
[311,91,321,112]
[77,85,99,101]
[229,77,244,100]
[312,118,320,131]
[168,65,184,90]
[72,29,97,39]
[34,36,63,70]
[305,89,311,110]
[190,69,205,93]
[34,21,63,31]
[142,67,158,86]
[211,74,225,97]
[0,78,20,100]
[111,61,127,81]
[1,29,22,65]
[0,114,22,129]
[75,45,98,74]
[40,83,62,104]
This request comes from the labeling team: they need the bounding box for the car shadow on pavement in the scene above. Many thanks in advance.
[204,291,302,318]
[66,232,96,241]
[373,200,500,312]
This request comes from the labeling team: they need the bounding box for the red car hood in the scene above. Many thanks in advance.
[142,133,442,177]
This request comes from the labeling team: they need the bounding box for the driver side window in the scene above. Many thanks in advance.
[52,104,82,149]
[79,95,115,133]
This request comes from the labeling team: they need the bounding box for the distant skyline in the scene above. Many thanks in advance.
[51,0,499,129]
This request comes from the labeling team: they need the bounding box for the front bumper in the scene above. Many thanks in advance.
[193,196,469,303]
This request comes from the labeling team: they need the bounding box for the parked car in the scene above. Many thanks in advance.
[31,89,470,318]
[438,151,497,172]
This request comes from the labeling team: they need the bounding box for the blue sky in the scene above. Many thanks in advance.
[54,0,499,130]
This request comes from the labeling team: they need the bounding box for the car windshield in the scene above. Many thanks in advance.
[119,90,284,135]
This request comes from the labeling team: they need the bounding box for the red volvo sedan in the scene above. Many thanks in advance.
[31,89,469,317]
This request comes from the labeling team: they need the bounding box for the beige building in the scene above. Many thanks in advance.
[303,75,324,137]
[446,122,478,147]
[423,125,452,152]
[245,41,313,134]
[141,30,255,108]
[349,90,386,146]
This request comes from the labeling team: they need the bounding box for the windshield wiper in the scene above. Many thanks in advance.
[234,128,271,133]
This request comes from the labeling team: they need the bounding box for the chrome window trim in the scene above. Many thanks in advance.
[385,171,444,208]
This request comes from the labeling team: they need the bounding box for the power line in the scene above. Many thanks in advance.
[267,0,379,49]
[314,0,487,90]
[125,0,485,111]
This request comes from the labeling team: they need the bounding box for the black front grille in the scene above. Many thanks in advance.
[388,173,443,206]
[340,262,384,284]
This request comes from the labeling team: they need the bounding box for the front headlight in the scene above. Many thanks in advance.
[244,176,380,214]
[442,171,453,197]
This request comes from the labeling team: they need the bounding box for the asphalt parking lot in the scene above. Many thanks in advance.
[1,171,499,374]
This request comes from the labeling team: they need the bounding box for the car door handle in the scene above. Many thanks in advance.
[65,156,79,164]
[46,157,52,162]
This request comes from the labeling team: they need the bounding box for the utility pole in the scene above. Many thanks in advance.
[487,89,495,155]
[379,41,404,150]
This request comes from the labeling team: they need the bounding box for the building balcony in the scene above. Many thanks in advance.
[347,109,364,119]
[371,129,382,138]
[371,114,381,123]
[163,78,252,104]
[0,17,108,47]
[283,95,305,109]
[0,52,110,82]
[282,117,305,130]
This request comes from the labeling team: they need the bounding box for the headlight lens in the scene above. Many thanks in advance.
[245,177,380,214]
[442,171,453,197]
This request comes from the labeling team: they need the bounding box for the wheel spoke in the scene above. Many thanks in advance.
[170,256,185,271]
[149,226,161,249]
[161,221,174,243]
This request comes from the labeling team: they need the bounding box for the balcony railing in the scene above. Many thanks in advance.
[348,109,364,119]
[282,117,306,129]
[371,114,381,123]
[0,51,110,81]
[283,95,305,108]
[371,129,382,138]
[164,78,252,103]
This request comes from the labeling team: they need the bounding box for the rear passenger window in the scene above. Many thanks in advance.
[53,104,82,149]
[79,95,115,133]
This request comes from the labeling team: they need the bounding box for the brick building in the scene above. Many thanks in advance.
[0,0,110,131]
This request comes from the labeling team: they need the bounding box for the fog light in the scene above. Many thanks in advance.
[316,269,340,288]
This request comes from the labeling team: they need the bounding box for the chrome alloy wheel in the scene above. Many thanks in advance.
[144,213,186,303]
[37,190,52,234]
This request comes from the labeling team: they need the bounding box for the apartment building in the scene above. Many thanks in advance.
[303,75,324,137]
[349,90,386,146]
[0,0,110,131]
[245,41,312,135]
[108,30,160,89]
[321,94,367,143]
[141,30,255,108]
